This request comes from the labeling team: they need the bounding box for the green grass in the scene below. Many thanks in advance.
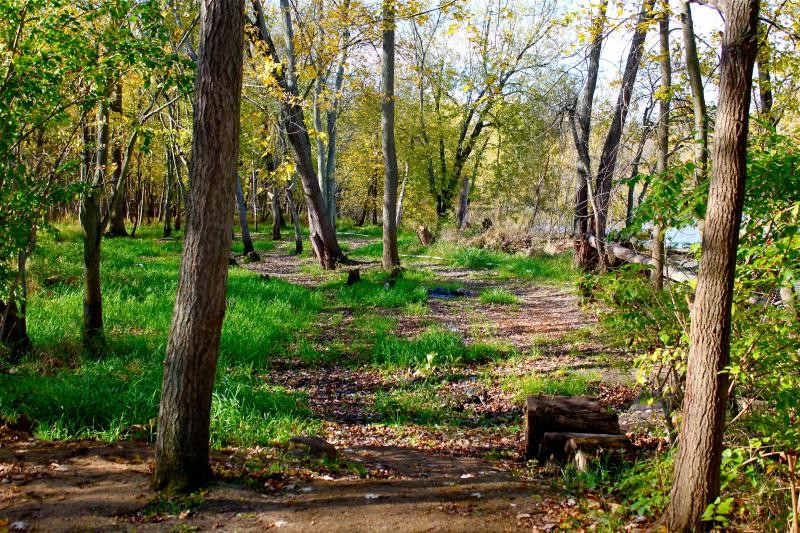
[326,270,430,309]
[2,224,324,445]
[480,288,520,305]
[373,385,459,426]
[504,368,601,402]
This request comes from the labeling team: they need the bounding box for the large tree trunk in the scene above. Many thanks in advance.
[381,0,400,272]
[571,0,608,267]
[154,0,244,494]
[666,1,760,529]
[235,174,254,254]
[592,0,655,269]
[107,83,128,237]
[651,2,671,290]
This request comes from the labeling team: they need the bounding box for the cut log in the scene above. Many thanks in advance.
[587,235,695,283]
[524,395,620,460]
[417,225,434,246]
[542,432,630,469]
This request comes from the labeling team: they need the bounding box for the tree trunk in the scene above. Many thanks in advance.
[251,170,258,231]
[251,0,342,268]
[571,0,608,265]
[381,0,400,272]
[651,2,671,290]
[80,103,108,349]
[154,0,244,494]
[235,174,254,254]
[681,1,709,239]
[108,83,128,237]
[396,161,408,227]
[163,145,173,238]
[271,183,282,241]
[592,0,655,269]
[286,176,303,254]
[666,1,759,529]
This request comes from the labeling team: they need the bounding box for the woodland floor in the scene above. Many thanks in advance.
[0,230,661,532]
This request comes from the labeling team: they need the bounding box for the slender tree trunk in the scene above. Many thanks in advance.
[572,0,608,266]
[666,1,760,529]
[154,0,244,494]
[681,0,709,238]
[592,0,655,269]
[381,0,400,271]
[108,83,128,237]
[286,177,302,254]
[235,174,254,254]
[271,184,282,241]
[396,161,408,227]
[80,102,109,349]
[251,170,258,231]
[163,146,173,238]
[251,0,342,268]
[651,2,671,290]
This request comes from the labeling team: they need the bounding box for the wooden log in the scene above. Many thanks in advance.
[542,432,630,469]
[346,268,361,286]
[524,396,620,460]
[587,235,695,283]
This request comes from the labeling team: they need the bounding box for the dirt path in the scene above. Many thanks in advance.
[1,431,550,532]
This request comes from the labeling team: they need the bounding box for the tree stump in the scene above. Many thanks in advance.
[524,395,621,461]
[346,268,361,286]
[417,225,434,245]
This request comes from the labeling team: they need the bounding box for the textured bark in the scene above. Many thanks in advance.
[381,1,400,271]
[80,103,108,348]
[251,0,342,268]
[286,177,302,254]
[154,0,244,494]
[396,161,408,227]
[163,145,173,238]
[651,3,671,290]
[666,1,759,529]
[108,83,128,237]
[572,0,608,240]
[271,183,282,241]
[593,0,655,267]
[235,174,254,254]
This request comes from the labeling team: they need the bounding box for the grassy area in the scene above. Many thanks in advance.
[1,222,576,447]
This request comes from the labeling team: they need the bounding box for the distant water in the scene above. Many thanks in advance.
[666,226,701,249]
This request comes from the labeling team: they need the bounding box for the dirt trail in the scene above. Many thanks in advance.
[1,433,549,532]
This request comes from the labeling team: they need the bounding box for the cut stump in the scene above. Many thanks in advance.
[523,395,622,461]
[542,432,630,470]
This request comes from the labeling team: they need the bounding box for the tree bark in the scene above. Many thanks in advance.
[271,183,282,241]
[235,174,254,254]
[381,0,400,271]
[651,2,671,290]
[286,176,303,254]
[107,83,128,237]
[251,0,342,268]
[572,0,608,242]
[592,0,655,269]
[666,1,760,529]
[154,0,244,494]
[80,103,108,348]
[396,161,408,227]
[163,145,173,238]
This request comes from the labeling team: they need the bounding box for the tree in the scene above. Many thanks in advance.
[586,0,655,270]
[235,174,255,255]
[570,0,608,265]
[250,0,344,269]
[381,0,400,272]
[154,0,244,493]
[650,0,671,290]
[665,0,760,529]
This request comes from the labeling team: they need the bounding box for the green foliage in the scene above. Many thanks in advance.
[373,385,458,426]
